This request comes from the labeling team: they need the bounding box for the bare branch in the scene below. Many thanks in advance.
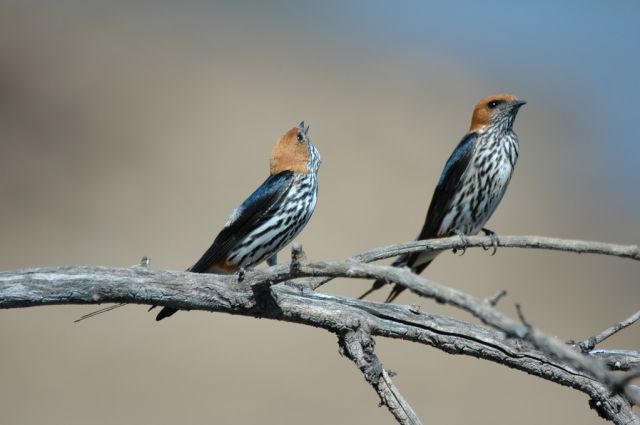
[1,263,638,424]
[517,304,640,408]
[307,234,640,290]
[339,328,422,425]
[579,309,640,352]
[2,234,640,424]
[515,305,617,388]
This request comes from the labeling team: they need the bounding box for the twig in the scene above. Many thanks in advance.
[486,289,508,306]
[306,235,640,290]
[339,328,422,425]
[579,309,640,352]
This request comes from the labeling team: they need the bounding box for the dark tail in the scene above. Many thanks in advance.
[155,306,178,321]
[358,253,432,303]
[383,259,431,303]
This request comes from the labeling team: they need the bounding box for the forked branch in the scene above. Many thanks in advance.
[0,235,639,425]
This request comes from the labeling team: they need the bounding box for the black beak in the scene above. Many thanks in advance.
[512,100,526,108]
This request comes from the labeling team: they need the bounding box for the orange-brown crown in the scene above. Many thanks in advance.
[270,125,311,175]
[469,93,520,131]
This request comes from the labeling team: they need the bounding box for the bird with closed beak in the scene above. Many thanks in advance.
[76,122,320,322]
[155,121,321,320]
[360,94,525,302]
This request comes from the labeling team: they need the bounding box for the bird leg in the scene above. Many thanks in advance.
[481,227,499,256]
[452,231,470,255]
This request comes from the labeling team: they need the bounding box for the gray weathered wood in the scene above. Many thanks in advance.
[1,234,639,425]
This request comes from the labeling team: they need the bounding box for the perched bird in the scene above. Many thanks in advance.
[76,122,320,322]
[360,94,525,302]
[154,121,321,320]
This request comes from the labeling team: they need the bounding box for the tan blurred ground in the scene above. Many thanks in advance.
[0,3,638,425]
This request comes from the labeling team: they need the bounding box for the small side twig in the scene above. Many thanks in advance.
[579,309,640,352]
[338,327,422,425]
[486,289,508,306]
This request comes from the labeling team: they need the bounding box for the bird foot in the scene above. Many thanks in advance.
[452,231,470,256]
[481,228,499,256]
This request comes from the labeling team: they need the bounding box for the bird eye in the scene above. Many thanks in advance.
[297,132,304,142]
[487,99,506,109]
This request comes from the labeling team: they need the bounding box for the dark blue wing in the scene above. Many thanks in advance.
[417,132,477,240]
[189,170,294,273]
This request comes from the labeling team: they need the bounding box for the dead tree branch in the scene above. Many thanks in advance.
[338,328,423,425]
[1,235,639,425]
[307,234,640,290]
[579,309,640,352]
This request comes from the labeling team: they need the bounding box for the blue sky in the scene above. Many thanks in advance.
[296,0,640,207]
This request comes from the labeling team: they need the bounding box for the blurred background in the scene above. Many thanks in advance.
[1,1,639,424]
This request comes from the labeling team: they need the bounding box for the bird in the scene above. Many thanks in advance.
[76,121,320,322]
[359,94,525,303]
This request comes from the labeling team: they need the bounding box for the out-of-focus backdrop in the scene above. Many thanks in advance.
[1,2,638,424]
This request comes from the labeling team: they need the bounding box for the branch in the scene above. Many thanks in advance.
[1,261,638,424]
[306,234,640,290]
[579,309,640,352]
[338,328,422,425]
[362,234,640,261]
[269,258,640,413]
[515,304,640,408]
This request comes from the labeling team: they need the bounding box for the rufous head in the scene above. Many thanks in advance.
[469,93,526,132]
[270,122,321,175]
